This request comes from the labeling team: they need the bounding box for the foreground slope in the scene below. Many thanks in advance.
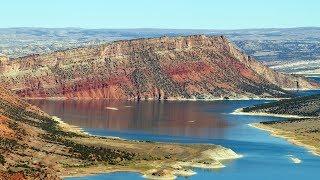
[243,95,320,155]
[0,85,240,179]
[0,35,317,100]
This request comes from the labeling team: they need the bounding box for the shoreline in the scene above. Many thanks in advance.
[52,116,125,140]
[52,116,90,136]
[62,169,142,179]
[51,115,242,179]
[296,73,320,77]
[249,123,320,157]
[232,107,320,157]
[282,87,320,91]
[231,108,313,119]
[24,96,286,101]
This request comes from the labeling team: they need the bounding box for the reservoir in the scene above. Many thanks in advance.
[29,95,320,180]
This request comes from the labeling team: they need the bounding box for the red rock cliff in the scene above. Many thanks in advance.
[0,35,317,100]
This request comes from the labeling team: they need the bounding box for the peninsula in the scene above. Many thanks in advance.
[241,94,320,156]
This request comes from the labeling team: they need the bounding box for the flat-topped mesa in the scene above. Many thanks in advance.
[0,35,317,100]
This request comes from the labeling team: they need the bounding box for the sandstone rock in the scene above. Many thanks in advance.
[0,35,317,100]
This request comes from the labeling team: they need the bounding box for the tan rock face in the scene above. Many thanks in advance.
[0,35,317,100]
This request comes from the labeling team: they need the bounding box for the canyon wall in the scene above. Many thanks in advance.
[0,35,317,100]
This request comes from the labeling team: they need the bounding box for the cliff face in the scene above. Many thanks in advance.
[0,35,317,100]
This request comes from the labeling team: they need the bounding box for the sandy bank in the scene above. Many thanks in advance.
[201,148,243,160]
[52,116,89,136]
[231,108,312,119]
[249,123,320,156]
[52,116,124,140]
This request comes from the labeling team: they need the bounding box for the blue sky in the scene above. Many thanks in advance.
[1,0,319,29]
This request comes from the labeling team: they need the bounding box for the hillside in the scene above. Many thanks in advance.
[268,59,320,74]
[0,35,317,100]
[243,94,320,117]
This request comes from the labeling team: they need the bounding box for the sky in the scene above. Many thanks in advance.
[1,0,319,29]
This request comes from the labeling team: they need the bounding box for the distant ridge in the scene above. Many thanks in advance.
[1,27,320,64]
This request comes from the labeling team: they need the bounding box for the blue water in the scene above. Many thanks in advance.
[293,89,320,97]
[29,94,320,180]
[308,76,320,83]
[29,77,320,180]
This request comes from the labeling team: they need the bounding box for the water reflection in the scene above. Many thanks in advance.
[29,100,230,138]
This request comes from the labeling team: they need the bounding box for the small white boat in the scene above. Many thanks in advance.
[105,107,119,111]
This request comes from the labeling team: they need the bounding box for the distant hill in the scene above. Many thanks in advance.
[0,35,317,100]
[243,94,320,117]
[267,59,320,74]
[0,27,320,66]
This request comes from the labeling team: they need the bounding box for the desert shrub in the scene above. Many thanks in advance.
[0,154,6,165]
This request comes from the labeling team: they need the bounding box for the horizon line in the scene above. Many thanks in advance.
[0,26,320,31]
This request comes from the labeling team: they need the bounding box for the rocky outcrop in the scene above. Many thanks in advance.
[0,35,317,100]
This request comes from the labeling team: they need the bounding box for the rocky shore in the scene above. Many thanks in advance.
[250,122,320,156]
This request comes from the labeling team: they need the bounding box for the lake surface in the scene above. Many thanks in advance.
[310,76,320,84]
[28,93,320,180]
[28,75,320,180]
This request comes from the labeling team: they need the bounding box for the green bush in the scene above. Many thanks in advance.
[0,154,6,165]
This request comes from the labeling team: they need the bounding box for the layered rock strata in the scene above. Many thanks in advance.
[0,35,317,100]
